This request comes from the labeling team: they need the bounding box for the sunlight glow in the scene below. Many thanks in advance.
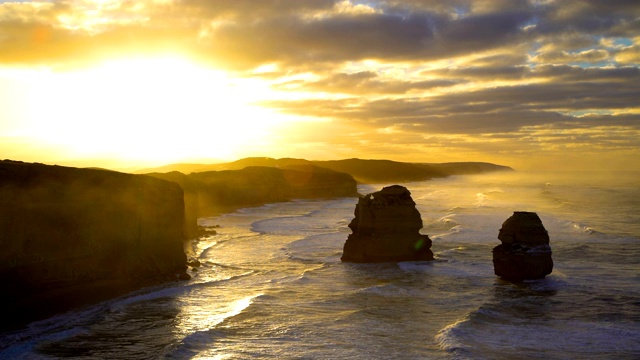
[9,56,299,165]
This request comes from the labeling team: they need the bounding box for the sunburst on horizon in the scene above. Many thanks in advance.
[1,55,313,168]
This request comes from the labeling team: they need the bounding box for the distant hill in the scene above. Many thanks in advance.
[146,164,358,237]
[422,162,513,175]
[133,163,218,174]
[313,159,447,183]
[134,158,312,174]
[137,157,513,183]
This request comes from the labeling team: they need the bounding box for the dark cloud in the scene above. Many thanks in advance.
[261,63,640,134]
[1,1,636,69]
[202,7,536,69]
[533,64,640,82]
[204,12,439,68]
[533,1,640,36]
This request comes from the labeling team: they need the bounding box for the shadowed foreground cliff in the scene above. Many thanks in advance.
[148,165,358,237]
[0,160,189,330]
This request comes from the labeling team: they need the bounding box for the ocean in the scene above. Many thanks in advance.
[1,171,639,359]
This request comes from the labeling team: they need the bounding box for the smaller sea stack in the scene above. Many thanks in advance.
[492,211,553,281]
[341,185,433,263]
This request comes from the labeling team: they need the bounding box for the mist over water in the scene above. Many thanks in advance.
[1,171,639,359]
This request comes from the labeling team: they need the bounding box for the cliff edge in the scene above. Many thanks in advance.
[0,160,189,329]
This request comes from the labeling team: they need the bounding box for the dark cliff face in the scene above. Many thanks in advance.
[341,185,434,263]
[148,165,358,237]
[0,160,188,329]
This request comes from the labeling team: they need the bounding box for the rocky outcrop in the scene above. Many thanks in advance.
[341,185,433,263]
[0,160,189,329]
[492,211,553,281]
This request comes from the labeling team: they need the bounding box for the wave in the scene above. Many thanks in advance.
[571,222,601,235]
[433,246,468,260]
[266,264,328,287]
[474,192,488,207]
[284,233,345,264]
[436,311,640,359]
[358,283,427,298]
[430,224,464,240]
[436,272,640,359]
[110,271,256,310]
[0,327,94,359]
[251,214,340,236]
[165,293,264,358]
[448,206,465,213]
[201,261,249,271]
[0,310,97,357]
[0,276,265,358]
[208,294,261,328]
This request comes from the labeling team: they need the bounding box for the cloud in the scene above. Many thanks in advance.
[262,63,640,132]
[1,0,639,169]
[200,7,537,70]
[615,44,640,64]
[274,71,459,94]
[531,49,611,64]
[1,1,636,70]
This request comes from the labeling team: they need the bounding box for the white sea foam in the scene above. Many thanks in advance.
[571,222,598,235]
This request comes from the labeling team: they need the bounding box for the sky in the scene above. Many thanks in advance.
[1,0,639,171]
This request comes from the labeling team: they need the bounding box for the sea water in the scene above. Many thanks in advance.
[1,171,639,359]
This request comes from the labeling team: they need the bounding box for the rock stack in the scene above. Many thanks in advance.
[492,211,553,281]
[341,185,433,263]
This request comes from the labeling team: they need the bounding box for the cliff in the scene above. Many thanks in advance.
[0,160,188,329]
[147,165,358,237]
[341,185,434,263]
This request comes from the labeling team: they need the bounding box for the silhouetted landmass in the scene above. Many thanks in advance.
[147,165,358,237]
[135,157,513,183]
[0,157,510,328]
[0,160,189,330]
[134,157,310,174]
[420,162,513,176]
[133,163,220,174]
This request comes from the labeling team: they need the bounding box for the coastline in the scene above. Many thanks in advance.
[0,158,513,331]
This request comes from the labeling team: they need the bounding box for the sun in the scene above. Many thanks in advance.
[11,55,293,166]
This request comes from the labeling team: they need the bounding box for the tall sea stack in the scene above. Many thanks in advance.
[341,185,433,263]
[492,211,553,281]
